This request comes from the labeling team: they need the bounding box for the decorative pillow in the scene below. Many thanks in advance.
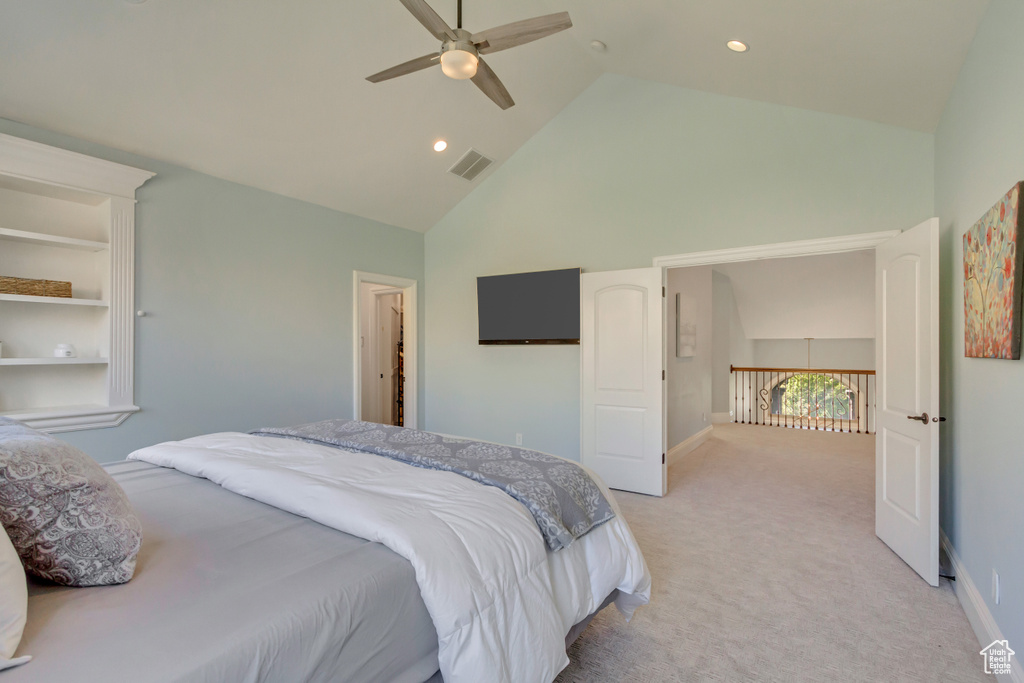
[0,523,27,660]
[0,418,142,586]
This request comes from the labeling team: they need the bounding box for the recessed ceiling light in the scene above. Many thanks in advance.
[433,140,448,152]
[726,40,748,53]
[590,40,607,52]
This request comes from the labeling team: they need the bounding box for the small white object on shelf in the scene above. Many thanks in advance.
[54,344,76,358]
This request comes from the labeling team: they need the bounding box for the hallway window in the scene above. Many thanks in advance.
[771,374,856,420]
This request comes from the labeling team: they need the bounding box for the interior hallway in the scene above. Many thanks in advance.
[558,424,984,682]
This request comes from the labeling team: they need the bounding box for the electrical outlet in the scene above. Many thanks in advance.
[702,412,706,422]
[993,570,1000,605]
[515,433,523,446]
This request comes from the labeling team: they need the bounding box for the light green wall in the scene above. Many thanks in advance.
[934,0,1024,652]
[0,117,424,463]
[424,74,934,459]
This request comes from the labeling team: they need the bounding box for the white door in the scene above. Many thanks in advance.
[581,268,666,496]
[875,217,939,586]
[376,293,399,425]
[389,301,402,425]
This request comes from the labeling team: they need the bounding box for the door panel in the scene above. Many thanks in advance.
[882,256,921,414]
[881,429,921,521]
[582,268,665,496]
[595,406,646,461]
[596,287,647,392]
[875,218,939,586]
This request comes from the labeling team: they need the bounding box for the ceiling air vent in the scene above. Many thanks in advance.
[448,149,494,181]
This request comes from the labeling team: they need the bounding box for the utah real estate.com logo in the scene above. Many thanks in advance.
[980,640,1015,676]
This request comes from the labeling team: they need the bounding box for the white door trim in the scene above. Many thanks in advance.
[652,230,901,268]
[353,271,418,429]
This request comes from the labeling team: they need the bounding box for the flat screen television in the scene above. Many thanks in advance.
[477,267,581,344]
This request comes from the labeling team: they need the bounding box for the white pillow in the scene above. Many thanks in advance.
[0,524,27,661]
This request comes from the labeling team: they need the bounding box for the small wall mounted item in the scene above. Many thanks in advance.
[676,292,697,358]
[963,181,1024,359]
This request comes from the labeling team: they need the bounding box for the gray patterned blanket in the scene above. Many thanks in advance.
[250,419,615,551]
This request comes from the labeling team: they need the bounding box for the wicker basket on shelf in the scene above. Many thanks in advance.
[0,275,72,298]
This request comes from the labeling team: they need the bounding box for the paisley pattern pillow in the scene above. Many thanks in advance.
[0,418,142,586]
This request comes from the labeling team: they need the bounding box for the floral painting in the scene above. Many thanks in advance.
[964,182,1024,359]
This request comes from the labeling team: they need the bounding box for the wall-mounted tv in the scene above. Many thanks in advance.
[477,267,581,345]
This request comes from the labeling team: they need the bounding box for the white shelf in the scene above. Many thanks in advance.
[0,404,140,433]
[0,293,108,307]
[0,358,109,366]
[0,227,108,251]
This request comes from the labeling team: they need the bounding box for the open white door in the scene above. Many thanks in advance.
[875,218,940,586]
[581,268,666,496]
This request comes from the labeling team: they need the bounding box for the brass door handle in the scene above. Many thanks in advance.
[907,413,929,423]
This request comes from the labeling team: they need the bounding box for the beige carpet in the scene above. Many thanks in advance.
[557,424,986,682]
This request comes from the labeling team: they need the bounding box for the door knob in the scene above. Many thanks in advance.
[907,413,929,423]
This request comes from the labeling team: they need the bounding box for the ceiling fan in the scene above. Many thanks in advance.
[366,0,573,110]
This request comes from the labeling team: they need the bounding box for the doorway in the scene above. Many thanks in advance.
[580,223,940,584]
[353,271,418,428]
[360,286,403,425]
[664,248,878,464]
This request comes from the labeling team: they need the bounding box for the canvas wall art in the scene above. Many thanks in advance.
[963,181,1024,359]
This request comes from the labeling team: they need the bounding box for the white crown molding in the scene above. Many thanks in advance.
[0,133,154,200]
[652,230,903,268]
[941,529,1024,683]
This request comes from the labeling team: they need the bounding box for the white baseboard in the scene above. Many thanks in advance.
[667,425,713,467]
[711,412,732,424]
[941,529,1023,683]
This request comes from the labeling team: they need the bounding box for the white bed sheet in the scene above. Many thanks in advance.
[8,460,441,683]
[129,432,652,683]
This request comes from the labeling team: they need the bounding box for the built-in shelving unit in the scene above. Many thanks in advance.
[0,134,154,433]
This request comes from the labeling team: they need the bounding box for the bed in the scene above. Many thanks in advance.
[5,424,650,683]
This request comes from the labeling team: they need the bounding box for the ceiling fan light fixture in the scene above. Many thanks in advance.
[440,49,479,80]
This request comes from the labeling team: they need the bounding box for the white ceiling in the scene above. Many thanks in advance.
[0,0,988,233]
[713,251,876,339]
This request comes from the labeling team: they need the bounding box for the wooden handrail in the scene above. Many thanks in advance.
[730,365,875,375]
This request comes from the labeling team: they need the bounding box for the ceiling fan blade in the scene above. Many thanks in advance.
[471,57,514,110]
[472,12,572,55]
[366,53,440,83]
[399,0,457,41]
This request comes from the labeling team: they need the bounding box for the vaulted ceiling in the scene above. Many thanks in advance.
[0,0,989,232]
[713,251,877,339]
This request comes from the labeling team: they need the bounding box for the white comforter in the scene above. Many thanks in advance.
[128,433,651,683]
